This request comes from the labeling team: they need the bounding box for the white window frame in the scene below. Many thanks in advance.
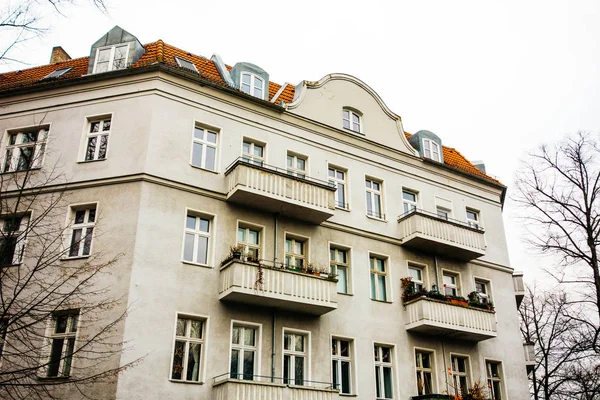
[284,233,308,269]
[474,277,492,304]
[369,253,389,302]
[240,72,264,99]
[286,151,307,178]
[423,138,441,162]
[190,123,219,172]
[328,165,348,210]
[331,336,355,395]
[0,213,29,266]
[229,321,261,381]
[450,353,471,397]
[66,204,97,258]
[466,208,481,229]
[169,313,208,384]
[46,310,79,378]
[365,177,384,220]
[485,359,506,400]
[92,44,129,73]
[242,138,265,166]
[408,262,427,292]
[442,270,461,297]
[342,108,362,133]
[374,344,394,399]
[175,56,198,72]
[436,206,451,220]
[329,244,350,294]
[415,348,436,396]
[84,116,112,162]
[236,221,263,262]
[282,328,310,386]
[402,188,418,215]
[3,125,49,173]
[181,209,215,267]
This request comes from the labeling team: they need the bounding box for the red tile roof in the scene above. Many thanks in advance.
[0,41,500,185]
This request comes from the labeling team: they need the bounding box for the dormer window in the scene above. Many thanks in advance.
[342,109,361,133]
[42,67,72,80]
[175,56,198,72]
[240,73,263,98]
[93,44,129,73]
[423,138,441,162]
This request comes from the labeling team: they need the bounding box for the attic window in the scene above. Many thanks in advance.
[240,72,263,99]
[423,139,441,162]
[93,44,129,73]
[342,109,361,133]
[41,67,72,80]
[174,56,198,72]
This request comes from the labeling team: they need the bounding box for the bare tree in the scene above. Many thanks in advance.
[514,132,600,344]
[1,0,108,65]
[0,123,137,399]
[519,284,598,400]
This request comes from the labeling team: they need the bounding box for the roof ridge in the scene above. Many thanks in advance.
[159,41,208,61]
[1,56,89,76]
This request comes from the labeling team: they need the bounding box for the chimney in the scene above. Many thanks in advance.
[50,46,71,64]
[472,160,486,173]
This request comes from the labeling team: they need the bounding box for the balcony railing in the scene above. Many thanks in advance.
[513,271,525,308]
[219,259,338,315]
[212,373,339,400]
[404,296,497,341]
[224,158,336,224]
[397,209,486,261]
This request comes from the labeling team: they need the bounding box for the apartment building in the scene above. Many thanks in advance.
[0,26,530,399]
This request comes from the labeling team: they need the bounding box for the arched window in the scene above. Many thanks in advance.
[342,109,361,133]
[241,73,264,99]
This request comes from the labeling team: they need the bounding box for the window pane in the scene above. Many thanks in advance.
[206,131,217,144]
[336,183,345,206]
[199,218,209,233]
[62,338,75,376]
[341,361,350,394]
[98,135,108,159]
[183,233,194,261]
[297,158,305,170]
[378,275,387,301]
[366,192,373,214]
[254,145,263,157]
[192,142,203,167]
[254,88,263,98]
[374,194,382,216]
[102,120,111,131]
[332,360,339,389]
[242,74,251,84]
[284,333,291,350]
[230,349,239,378]
[86,137,97,161]
[248,229,259,245]
[83,227,93,255]
[370,273,376,299]
[97,48,111,62]
[409,268,422,281]
[186,343,201,381]
[403,191,416,202]
[69,229,82,257]
[295,335,304,352]
[48,338,64,377]
[190,320,202,339]
[194,127,205,140]
[283,355,290,383]
[55,315,68,334]
[205,146,216,171]
[243,142,250,154]
[196,236,208,264]
[243,351,254,380]
[381,347,391,363]
[237,228,245,243]
[295,356,304,385]
[75,210,86,224]
[171,341,185,379]
[186,216,196,230]
[422,353,431,368]
[337,266,348,293]
[244,328,255,346]
[383,367,393,398]
[90,121,100,133]
[340,340,349,357]
[328,168,335,177]
[375,366,381,397]
[176,318,186,336]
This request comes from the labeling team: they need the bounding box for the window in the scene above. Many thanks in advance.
[85,118,111,161]
[285,236,306,268]
[332,338,353,394]
[242,140,264,166]
[0,215,29,266]
[287,153,306,178]
[230,325,258,380]
[342,109,361,133]
[365,178,383,219]
[47,311,78,377]
[330,247,349,294]
[42,66,73,80]
[283,332,307,386]
[486,361,504,400]
[171,315,205,382]
[415,350,434,395]
[423,139,441,162]
[328,167,347,209]
[408,264,425,292]
[175,56,198,72]
[436,207,450,220]
[402,189,418,215]
[475,279,491,304]
[370,255,387,301]
[374,345,393,399]
[443,272,459,297]
[0,318,8,359]
[68,207,96,258]
[3,126,48,173]
[237,225,260,260]
[466,209,480,229]
[241,73,264,98]
[93,44,128,73]
[183,213,211,265]
[190,126,218,171]
[451,355,469,396]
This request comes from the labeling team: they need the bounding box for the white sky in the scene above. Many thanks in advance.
[2,0,599,284]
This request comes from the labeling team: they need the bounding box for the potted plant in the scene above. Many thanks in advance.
[229,244,245,260]
[318,265,329,277]
[447,295,468,307]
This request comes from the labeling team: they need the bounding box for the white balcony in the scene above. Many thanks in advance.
[404,296,497,341]
[219,260,338,315]
[397,210,486,261]
[212,378,339,400]
[225,158,336,224]
[513,271,525,308]
[524,342,536,374]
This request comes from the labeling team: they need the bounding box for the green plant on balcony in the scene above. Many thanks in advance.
[401,277,428,303]
[467,291,495,311]
[443,380,487,400]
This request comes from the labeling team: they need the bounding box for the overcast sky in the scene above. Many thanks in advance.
[2,0,599,284]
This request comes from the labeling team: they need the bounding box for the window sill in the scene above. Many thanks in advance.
[338,292,353,296]
[370,299,393,304]
[61,255,91,261]
[36,375,70,381]
[77,159,107,164]
[366,215,387,223]
[335,206,351,212]
[342,127,364,135]
[169,378,204,385]
[340,394,358,397]
[2,167,42,175]
[190,164,219,175]
[0,263,21,268]
[181,260,213,269]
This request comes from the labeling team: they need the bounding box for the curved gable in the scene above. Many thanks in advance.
[286,73,416,155]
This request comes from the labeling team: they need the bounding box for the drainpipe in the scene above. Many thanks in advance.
[434,256,440,288]
[271,213,279,383]
[442,339,449,395]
